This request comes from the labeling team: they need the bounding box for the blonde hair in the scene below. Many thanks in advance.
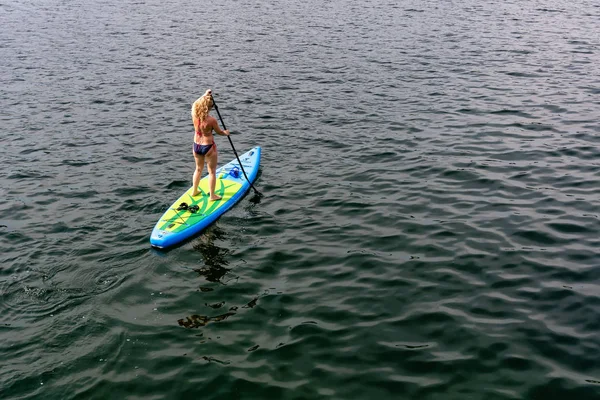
[191,94,213,123]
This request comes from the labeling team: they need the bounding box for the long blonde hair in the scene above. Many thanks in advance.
[191,94,213,124]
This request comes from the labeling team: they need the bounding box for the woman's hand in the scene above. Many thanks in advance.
[223,130,230,136]
[204,89,212,97]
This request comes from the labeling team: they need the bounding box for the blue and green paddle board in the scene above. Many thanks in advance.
[150,146,261,249]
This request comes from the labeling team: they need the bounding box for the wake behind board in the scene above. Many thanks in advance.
[150,146,261,249]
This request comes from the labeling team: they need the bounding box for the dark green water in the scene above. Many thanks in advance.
[2,0,600,398]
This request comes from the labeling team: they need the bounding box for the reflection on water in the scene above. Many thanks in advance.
[178,311,236,329]
[206,301,225,309]
[178,227,259,329]
[192,227,230,284]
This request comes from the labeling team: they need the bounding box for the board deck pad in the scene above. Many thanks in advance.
[150,146,261,248]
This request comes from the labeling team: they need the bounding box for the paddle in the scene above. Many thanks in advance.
[209,93,263,199]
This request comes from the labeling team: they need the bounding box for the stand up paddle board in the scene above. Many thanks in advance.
[150,146,261,249]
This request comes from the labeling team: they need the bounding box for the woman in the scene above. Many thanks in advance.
[190,89,230,200]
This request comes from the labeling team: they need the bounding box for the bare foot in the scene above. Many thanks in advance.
[209,195,222,201]
[192,191,202,197]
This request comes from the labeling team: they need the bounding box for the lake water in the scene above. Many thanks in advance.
[2,0,600,398]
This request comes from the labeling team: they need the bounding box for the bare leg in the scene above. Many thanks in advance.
[206,147,221,201]
[192,151,205,196]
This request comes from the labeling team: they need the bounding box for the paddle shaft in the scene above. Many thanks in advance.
[210,95,262,197]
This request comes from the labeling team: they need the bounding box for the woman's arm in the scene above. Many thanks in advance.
[211,117,229,136]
